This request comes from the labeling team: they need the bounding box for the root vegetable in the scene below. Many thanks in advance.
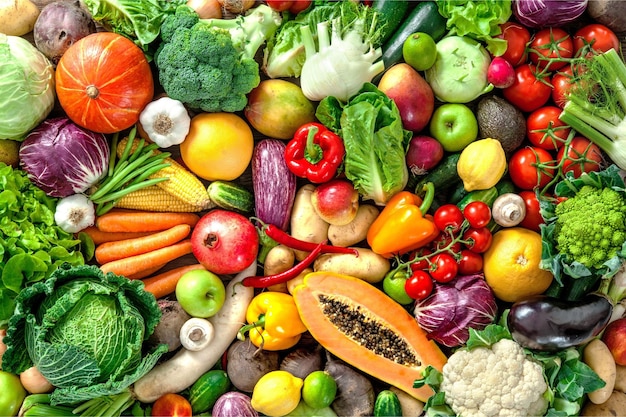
[226,339,280,392]
[584,338,617,404]
[218,0,254,14]
[581,390,626,416]
[187,0,222,19]
[147,299,192,352]
[616,364,626,393]
[313,247,390,284]
[324,355,375,417]
[389,386,425,417]
[19,366,54,394]
[0,0,40,36]
[327,205,379,248]
[406,135,445,176]
[280,347,324,380]
[290,184,330,261]
[264,244,296,293]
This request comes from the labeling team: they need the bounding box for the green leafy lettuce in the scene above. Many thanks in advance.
[2,264,167,405]
[436,0,511,56]
[0,163,84,328]
[316,83,411,206]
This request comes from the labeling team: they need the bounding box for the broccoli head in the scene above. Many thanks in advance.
[155,4,281,113]
[554,185,626,269]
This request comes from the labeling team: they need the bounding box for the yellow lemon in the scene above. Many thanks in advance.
[483,227,553,303]
[457,138,506,191]
[251,370,303,417]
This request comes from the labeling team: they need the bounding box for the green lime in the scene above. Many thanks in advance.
[302,371,337,410]
[382,272,414,305]
[403,32,438,72]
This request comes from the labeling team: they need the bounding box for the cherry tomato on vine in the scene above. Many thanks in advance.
[529,27,573,72]
[462,227,492,253]
[502,64,552,113]
[556,136,602,178]
[457,250,484,275]
[431,232,462,254]
[496,22,531,67]
[518,190,544,232]
[526,106,571,151]
[433,204,465,233]
[409,248,432,272]
[463,201,492,229]
[551,66,576,109]
[574,24,620,56]
[429,253,458,283]
[508,146,556,191]
[405,270,434,300]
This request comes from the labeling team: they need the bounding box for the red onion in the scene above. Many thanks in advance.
[512,0,587,29]
[406,135,444,176]
[413,273,498,347]
[212,392,258,417]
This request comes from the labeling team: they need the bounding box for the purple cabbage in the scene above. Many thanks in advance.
[512,0,588,28]
[413,273,498,347]
[212,392,258,417]
[19,117,109,198]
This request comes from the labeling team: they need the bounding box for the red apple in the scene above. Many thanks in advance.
[310,179,359,226]
[151,393,192,417]
[602,317,626,365]
[191,209,259,275]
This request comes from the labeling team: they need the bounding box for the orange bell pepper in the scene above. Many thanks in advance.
[367,182,439,258]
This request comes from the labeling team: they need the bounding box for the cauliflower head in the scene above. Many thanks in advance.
[440,338,548,417]
[554,185,626,269]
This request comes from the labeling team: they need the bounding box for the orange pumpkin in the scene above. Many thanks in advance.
[55,32,154,134]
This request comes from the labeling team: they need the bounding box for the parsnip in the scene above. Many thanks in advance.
[0,0,39,36]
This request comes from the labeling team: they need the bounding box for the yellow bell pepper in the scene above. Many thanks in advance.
[367,182,440,258]
[242,292,307,351]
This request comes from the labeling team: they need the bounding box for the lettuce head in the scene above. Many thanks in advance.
[2,263,167,405]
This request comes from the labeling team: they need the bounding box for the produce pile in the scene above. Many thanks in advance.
[3,0,626,416]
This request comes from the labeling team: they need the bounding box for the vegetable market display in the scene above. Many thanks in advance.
[5,0,626,416]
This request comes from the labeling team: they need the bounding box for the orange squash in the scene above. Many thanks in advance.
[292,271,448,401]
[55,32,154,134]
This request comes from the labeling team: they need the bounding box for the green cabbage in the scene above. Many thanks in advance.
[2,264,167,405]
[0,34,55,141]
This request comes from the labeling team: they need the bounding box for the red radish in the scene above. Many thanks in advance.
[406,135,444,175]
[487,57,516,88]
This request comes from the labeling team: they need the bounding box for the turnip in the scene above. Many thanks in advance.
[406,135,445,176]
[487,56,516,89]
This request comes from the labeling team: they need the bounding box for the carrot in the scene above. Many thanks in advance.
[142,263,206,299]
[126,264,167,280]
[80,226,154,245]
[96,209,201,233]
[95,224,192,265]
[99,239,194,277]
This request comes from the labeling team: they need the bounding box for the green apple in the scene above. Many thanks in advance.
[429,103,478,152]
[0,370,26,417]
[176,269,226,318]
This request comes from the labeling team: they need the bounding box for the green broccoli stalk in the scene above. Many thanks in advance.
[155,4,282,113]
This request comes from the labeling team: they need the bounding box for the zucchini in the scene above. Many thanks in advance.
[371,0,411,44]
[457,186,499,210]
[188,369,231,414]
[207,180,254,214]
[380,1,447,69]
[412,152,462,194]
[374,390,403,417]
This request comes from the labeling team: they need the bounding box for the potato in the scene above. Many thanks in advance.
[263,244,295,293]
[290,184,330,261]
[328,204,379,248]
[581,390,626,416]
[0,0,40,36]
[390,386,424,417]
[615,364,626,393]
[313,247,390,284]
[584,338,617,404]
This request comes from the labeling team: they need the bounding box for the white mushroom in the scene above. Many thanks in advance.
[492,193,527,227]
[180,318,215,351]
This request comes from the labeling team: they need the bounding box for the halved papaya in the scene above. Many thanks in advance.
[292,271,448,401]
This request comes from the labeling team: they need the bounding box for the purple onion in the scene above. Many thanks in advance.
[413,273,498,347]
[212,392,258,417]
[19,117,109,198]
[512,0,588,28]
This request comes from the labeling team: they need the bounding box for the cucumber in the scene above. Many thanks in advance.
[207,180,254,214]
[371,0,411,44]
[457,186,499,211]
[188,369,231,414]
[374,390,403,417]
[412,152,462,194]
[380,1,448,69]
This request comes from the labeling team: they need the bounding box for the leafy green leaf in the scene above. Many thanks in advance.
[465,323,511,349]
[2,254,48,293]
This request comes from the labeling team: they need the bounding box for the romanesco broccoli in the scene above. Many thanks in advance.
[155,4,281,113]
[553,185,626,269]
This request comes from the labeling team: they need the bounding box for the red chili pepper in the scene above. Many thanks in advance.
[284,122,345,184]
[264,224,358,256]
[242,242,324,288]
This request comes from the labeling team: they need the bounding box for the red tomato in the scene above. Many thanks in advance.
[508,146,556,191]
[574,24,620,56]
[409,248,432,272]
[457,249,484,275]
[288,0,311,13]
[429,253,458,283]
[431,232,462,254]
[265,0,293,11]
[497,22,531,67]
[526,106,570,150]
[518,190,544,232]
[463,201,492,229]
[405,270,434,300]
[462,227,493,253]
[502,64,552,113]
[557,136,603,178]
[433,204,465,233]
[529,27,573,71]
[551,66,575,109]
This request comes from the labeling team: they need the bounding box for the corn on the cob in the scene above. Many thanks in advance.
[115,186,214,212]
[117,137,212,209]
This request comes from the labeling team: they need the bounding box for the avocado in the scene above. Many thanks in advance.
[476,95,526,155]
